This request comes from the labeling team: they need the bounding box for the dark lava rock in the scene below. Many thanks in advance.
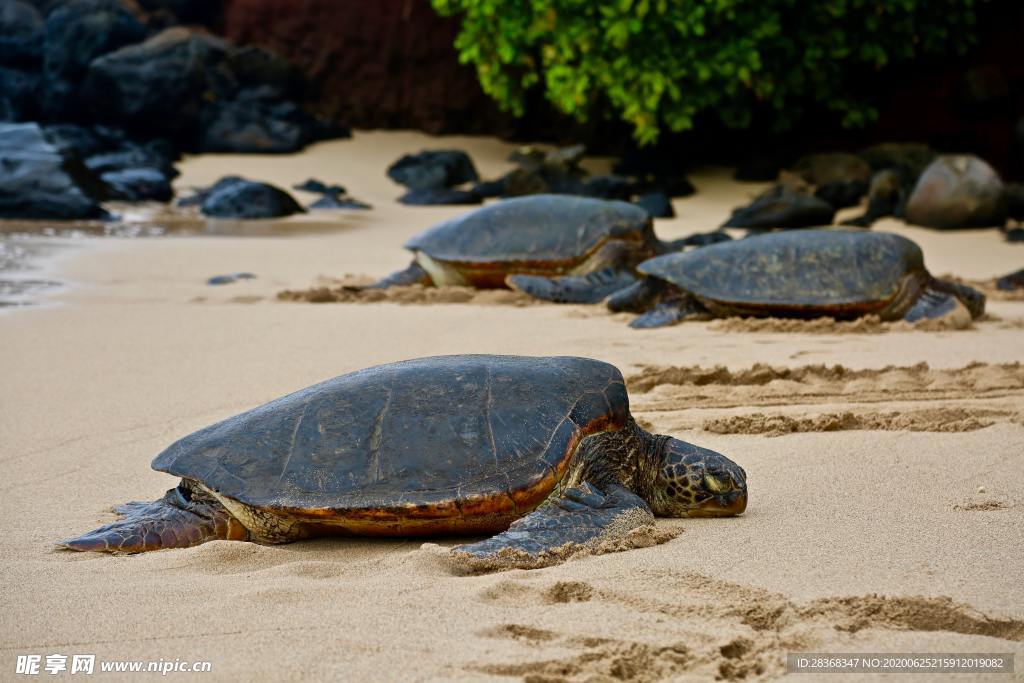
[842,169,904,228]
[85,141,178,179]
[397,187,482,206]
[470,178,505,199]
[790,152,870,209]
[858,143,936,182]
[501,166,585,197]
[723,183,836,229]
[498,144,587,197]
[309,194,371,210]
[904,155,1007,229]
[583,175,637,200]
[197,85,328,154]
[387,149,479,190]
[199,177,304,219]
[0,66,40,121]
[996,268,1024,290]
[294,178,344,195]
[176,175,244,207]
[791,152,870,185]
[814,180,868,210]
[42,0,148,119]
[100,167,172,202]
[84,27,336,153]
[0,1,44,67]
[634,191,674,219]
[0,122,106,219]
[42,123,106,158]
[666,231,732,250]
[84,27,225,140]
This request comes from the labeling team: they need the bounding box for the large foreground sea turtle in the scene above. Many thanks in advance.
[60,355,747,570]
[607,230,986,328]
[373,195,684,303]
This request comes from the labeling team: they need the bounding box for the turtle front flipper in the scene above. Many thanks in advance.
[448,483,674,573]
[367,260,433,289]
[58,482,249,553]
[506,268,636,303]
[630,296,708,328]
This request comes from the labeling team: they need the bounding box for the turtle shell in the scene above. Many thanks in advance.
[639,230,925,315]
[152,355,629,534]
[405,194,652,266]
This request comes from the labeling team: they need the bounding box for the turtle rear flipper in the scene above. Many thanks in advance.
[58,483,248,553]
[904,280,985,323]
[507,268,636,303]
[449,483,672,573]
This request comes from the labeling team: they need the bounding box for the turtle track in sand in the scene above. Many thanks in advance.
[468,572,1024,681]
[706,311,974,333]
[703,407,1021,437]
[277,275,537,306]
[626,362,1024,435]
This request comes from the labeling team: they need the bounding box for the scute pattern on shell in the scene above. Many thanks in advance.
[152,355,629,517]
[639,230,924,309]
[404,194,651,264]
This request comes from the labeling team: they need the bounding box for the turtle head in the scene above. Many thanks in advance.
[650,438,747,517]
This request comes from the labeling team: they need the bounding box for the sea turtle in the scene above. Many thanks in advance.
[607,229,986,328]
[372,195,681,303]
[59,355,747,570]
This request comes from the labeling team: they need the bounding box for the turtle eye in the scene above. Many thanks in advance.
[703,473,733,494]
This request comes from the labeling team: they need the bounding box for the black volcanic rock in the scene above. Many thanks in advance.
[634,191,674,219]
[41,0,148,120]
[0,122,106,219]
[84,27,337,153]
[397,187,481,206]
[583,175,637,200]
[0,66,40,121]
[387,149,479,190]
[724,183,836,229]
[904,155,1007,229]
[0,1,44,67]
[199,176,303,218]
[101,167,173,202]
[309,193,370,210]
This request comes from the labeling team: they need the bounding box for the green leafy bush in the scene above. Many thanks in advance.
[433,0,985,144]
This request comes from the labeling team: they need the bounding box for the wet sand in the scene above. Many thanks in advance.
[1,131,1022,681]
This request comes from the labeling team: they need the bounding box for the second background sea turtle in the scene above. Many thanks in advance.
[607,229,985,328]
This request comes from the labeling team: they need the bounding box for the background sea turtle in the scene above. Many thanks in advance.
[607,230,986,328]
[60,355,747,570]
[373,195,683,303]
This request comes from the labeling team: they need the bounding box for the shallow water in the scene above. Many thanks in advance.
[0,203,367,307]
[0,238,68,308]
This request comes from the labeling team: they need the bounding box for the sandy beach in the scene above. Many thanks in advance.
[2,131,1022,681]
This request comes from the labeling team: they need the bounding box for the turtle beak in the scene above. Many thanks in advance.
[692,489,747,516]
[690,469,747,517]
